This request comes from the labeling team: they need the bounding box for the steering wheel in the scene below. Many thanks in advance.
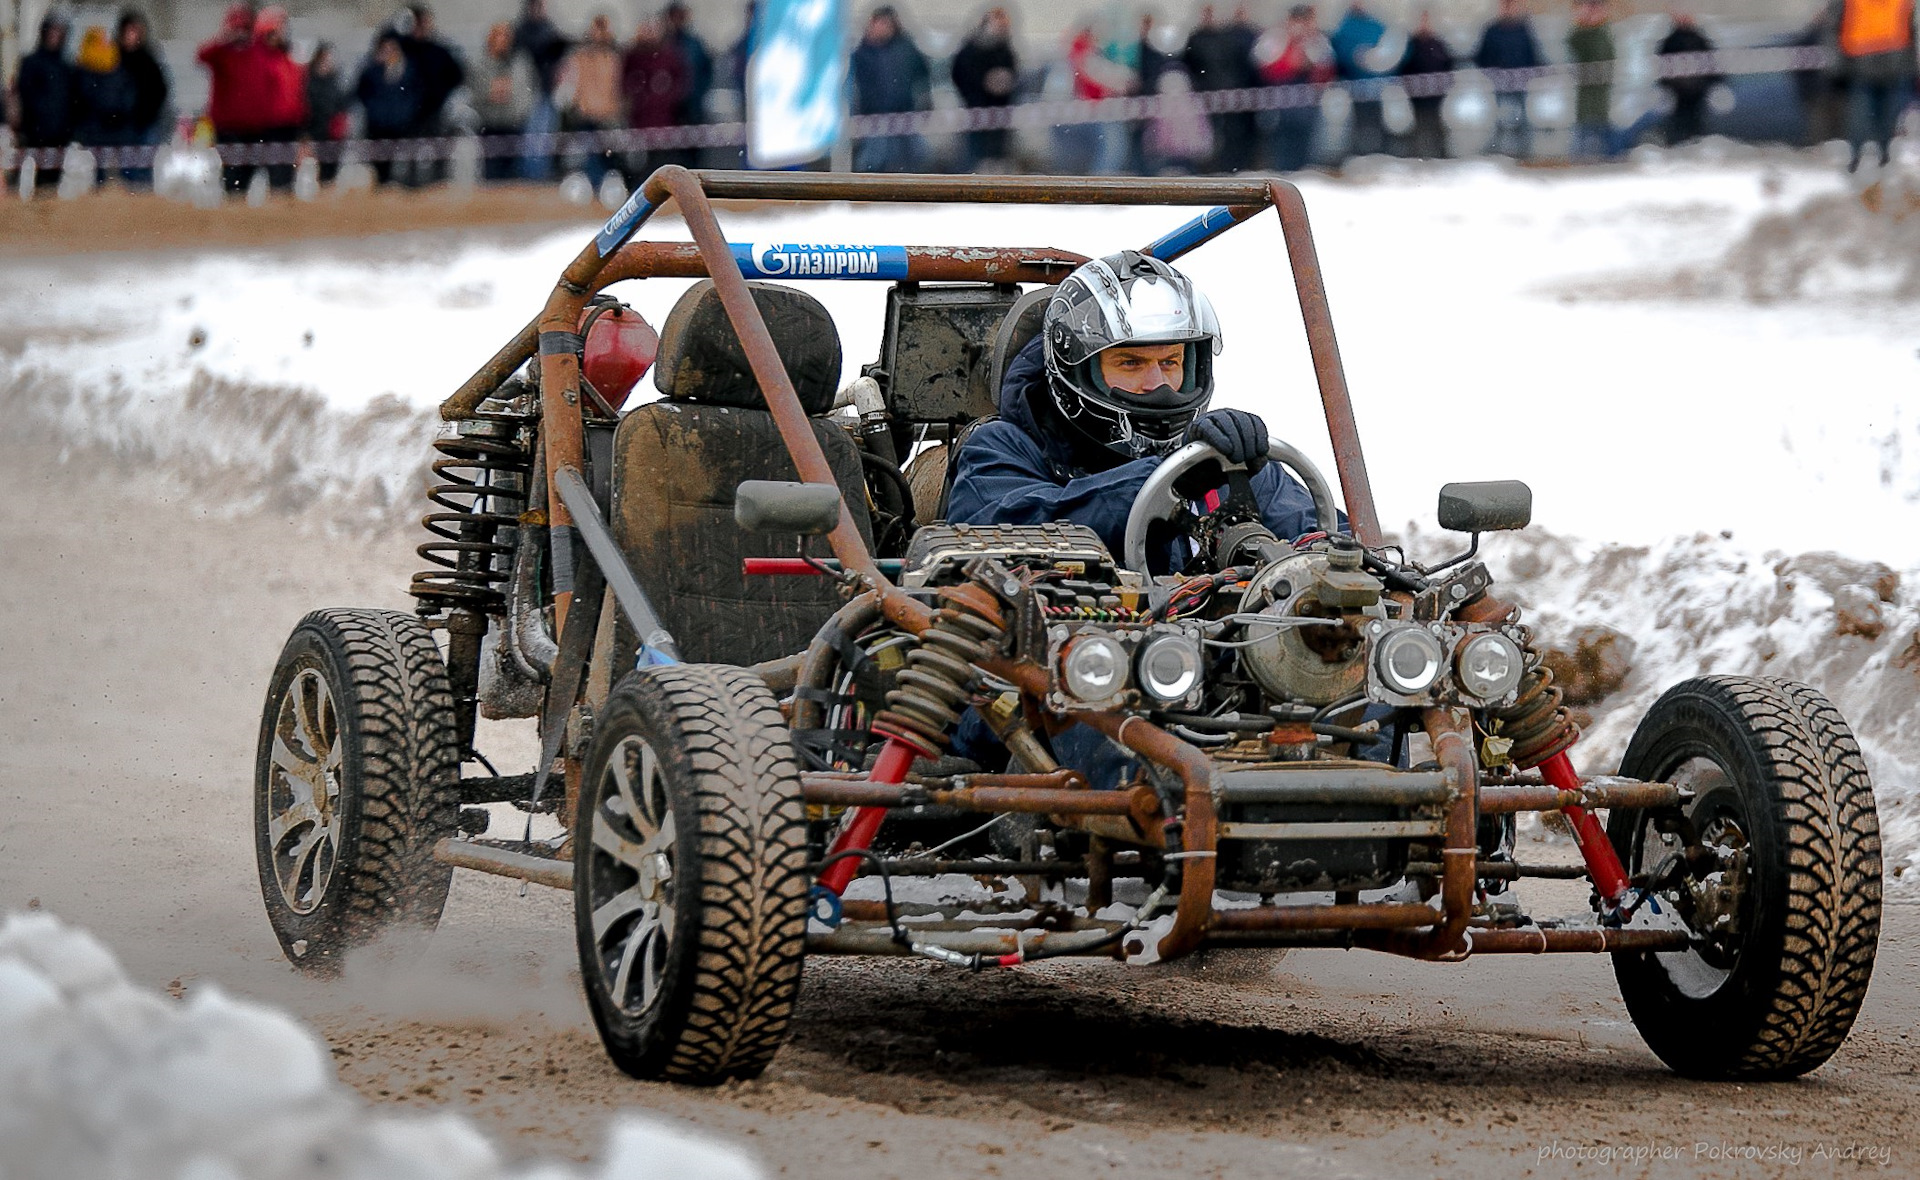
[1121,439,1342,575]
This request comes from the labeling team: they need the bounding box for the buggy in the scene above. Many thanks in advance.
[254,169,1881,1084]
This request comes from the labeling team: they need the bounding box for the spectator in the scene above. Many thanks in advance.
[1655,11,1717,147]
[623,17,689,181]
[1793,1,1847,146]
[661,2,712,168]
[473,22,536,181]
[305,42,350,183]
[251,7,307,190]
[848,6,930,173]
[951,7,1018,170]
[556,14,625,188]
[1838,0,1915,171]
[13,13,76,190]
[396,5,462,183]
[1567,0,1615,161]
[1184,5,1260,172]
[727,0,759,94]
[1329,2,1391,159]
[401,6,463,133]
[356,30,420,185]
[1137,13,1179,99]
[1473,0,1543,159]
[73,26,139,179]
[1398,9,1453,159]
[513,0,569,178]
[1254,4,1334,172]
[118,10,170,184]
[1068,19,1137,176]
[198,4,305,194]
[197,3,255,191]
[513,0,570,95]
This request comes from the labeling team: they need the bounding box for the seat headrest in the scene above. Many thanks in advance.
[989,285,1055,402]
[652,280,842,416]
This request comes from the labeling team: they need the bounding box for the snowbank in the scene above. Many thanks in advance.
[0,911,763,1180]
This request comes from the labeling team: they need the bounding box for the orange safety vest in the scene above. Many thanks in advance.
[1841,0,1915,57]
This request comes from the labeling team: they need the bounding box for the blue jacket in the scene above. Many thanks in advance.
[1330,9,1390,82]
[946,334,1331,575]
[1474,19,1544,80]
[849,32,930,115]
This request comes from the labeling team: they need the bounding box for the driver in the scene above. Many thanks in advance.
[945,252,1352,788]
[947,250,1334,571]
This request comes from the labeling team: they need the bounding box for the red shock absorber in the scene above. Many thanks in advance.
[816,584,1007,897]
[1488,657,1631,906]
[818,739,920,895]
[1537,749,1630,904]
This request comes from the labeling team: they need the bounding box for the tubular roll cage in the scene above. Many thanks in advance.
[439,168,1689,962]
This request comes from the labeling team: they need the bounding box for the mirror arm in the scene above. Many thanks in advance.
[1422,531,1480,577]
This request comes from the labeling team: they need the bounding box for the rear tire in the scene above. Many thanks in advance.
[1610,675,1881,1079]
[253,609,461,975]
[574,664,809,1084]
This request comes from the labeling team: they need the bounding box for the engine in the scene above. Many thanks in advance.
[894,517,1561,892]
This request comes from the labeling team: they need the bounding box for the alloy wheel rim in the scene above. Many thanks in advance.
[267,667,345,916]
[588,734,677,1017]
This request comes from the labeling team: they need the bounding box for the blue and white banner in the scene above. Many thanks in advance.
[732,242,910,280]
[746,0,846,169]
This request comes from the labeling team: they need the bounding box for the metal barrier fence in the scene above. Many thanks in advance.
[3,44,1833,172]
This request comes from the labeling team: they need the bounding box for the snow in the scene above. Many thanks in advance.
[3,146,1917,890]
[0,910,765,1180]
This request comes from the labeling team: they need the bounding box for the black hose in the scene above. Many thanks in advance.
[1313,692,1367,725]
[857,449,916,527]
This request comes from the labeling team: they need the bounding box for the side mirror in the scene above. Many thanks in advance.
[734,480,842,536]
[1437,480,1533,533]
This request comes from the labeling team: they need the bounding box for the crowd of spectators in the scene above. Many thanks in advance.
[3,0,1916,196]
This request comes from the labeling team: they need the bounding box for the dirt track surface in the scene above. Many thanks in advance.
[3,449,1916,1178]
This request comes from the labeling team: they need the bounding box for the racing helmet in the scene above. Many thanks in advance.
[1043,251,1223,460]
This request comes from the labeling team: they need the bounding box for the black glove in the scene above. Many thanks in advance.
[1174,409,1268,499]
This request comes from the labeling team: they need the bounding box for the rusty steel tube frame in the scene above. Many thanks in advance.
[1478,781,1683,815]
[1267,180,1382,547]
[508,167,1388,626]
[1349,707,1479,960]
[439,243,1089,423]
[1209,902,1440,933]
[803,779,1138,817]
[1464,927,1692,955]
[489,166,1528,960]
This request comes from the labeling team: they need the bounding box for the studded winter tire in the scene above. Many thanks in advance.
[254,608,461,975]
[574,664,810,1084]
[1609,675,1881,1079]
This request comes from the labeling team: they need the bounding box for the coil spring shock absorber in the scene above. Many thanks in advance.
[818,585,1009,896]
[409,406,536,762]
[871,584,1008,754]
[409,411,535,615]
[1488,657,1578,769]
[1483,620,1630,905]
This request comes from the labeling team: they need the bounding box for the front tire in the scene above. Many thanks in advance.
[1610,675,1881,1079]
[253,609,461,975]
[574,664,809,1084]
